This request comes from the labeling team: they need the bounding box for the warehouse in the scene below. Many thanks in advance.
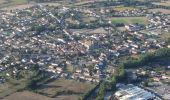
[114,84,155,100]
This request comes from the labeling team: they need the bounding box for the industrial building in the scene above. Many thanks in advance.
[114,84,155,100]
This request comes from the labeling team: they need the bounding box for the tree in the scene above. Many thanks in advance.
[96,82,106,100]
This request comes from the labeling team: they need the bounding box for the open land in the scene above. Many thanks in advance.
[110,17,148,25]
[152,1,170,7]
[148,8,170,14]
[2,91,53,100]
[113,6,138,11]
[35,78,96,98]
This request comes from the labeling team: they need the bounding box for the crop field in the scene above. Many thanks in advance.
[110,17,148,25]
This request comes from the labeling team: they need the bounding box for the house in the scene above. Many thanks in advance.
[125,24,143,31]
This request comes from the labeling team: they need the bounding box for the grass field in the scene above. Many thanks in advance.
[110,17,148,25]
[35,78,96,98]
[11,0,28,4]
[114,6,137,11]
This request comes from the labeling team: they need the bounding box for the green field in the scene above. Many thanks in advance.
[12,0,28,4]
[114,6,137,11]
[111,17,148,25]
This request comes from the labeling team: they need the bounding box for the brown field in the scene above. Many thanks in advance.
[159,32,170,40]
[109,17,148,25]
[2,91,85,100]
[1,3,60,10]
[0,84,26,98]
[0,0,28,9]
[0,83,13,93]
[1,4,33,10]
[35,78,96,98]
[55,95,80,100]
[0,0,6,4]
[152,1,170,6]
[2,91,53,100]
[148,8,170,14]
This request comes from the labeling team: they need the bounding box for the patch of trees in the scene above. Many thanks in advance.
[96,82,106,100]
[82,83,100,100]
[95,66,125,100]
[30,25,56,34]
[26,67,47,90]
[123,48,170,68]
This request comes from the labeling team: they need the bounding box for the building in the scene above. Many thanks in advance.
[113,84,155,100]
[125,24,143,31]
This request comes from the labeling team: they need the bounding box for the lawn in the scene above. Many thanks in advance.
[111,17,148,25]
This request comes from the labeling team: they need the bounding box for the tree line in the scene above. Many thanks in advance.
[95,66,125,100]
[123,48,170,68]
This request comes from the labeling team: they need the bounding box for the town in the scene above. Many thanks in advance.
[0,0,170,100]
